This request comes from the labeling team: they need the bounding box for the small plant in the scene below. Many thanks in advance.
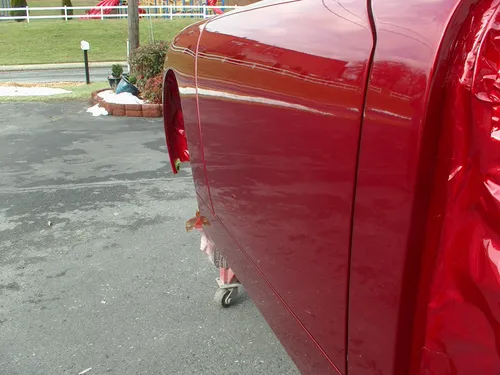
[143,74,163,104]
[10,0,28,22]
[111,64,123,78]
[129,41,169,90]
[128,75,137,85]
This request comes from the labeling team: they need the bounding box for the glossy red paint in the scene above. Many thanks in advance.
[199,204,340,374]
[163,0,500,374]
[419,1,500,374]
[350,0,500,375]
[195,0,373,373]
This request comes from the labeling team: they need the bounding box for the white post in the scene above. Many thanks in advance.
[26,6,29,22]
[127,39,130,73]
[100,5,104,20]
[203,4,206,18]
[169,5,173,20]
[64,5,68,21]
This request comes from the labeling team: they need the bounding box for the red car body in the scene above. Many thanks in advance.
[162,0,500,373]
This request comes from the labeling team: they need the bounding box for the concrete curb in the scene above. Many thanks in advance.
[0,62,128,72]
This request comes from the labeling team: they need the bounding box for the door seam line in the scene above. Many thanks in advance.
[345,0,378,373]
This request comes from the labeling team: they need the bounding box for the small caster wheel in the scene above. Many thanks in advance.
[214,288,233,308]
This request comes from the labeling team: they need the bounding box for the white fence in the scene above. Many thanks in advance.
[0,5,238,21]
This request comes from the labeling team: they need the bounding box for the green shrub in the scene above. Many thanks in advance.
[61,0,74,19]
[128,75,137,85]
[111,64,123,78]
[143,74,163,104]
[129,41,169,90]
[10,0,28,22]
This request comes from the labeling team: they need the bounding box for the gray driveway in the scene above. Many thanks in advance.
[0,102,299,375]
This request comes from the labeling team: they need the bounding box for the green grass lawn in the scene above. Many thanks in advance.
[27,0,100,7]
[4,1,177,17]
[22,0,99,16]
[27,0,97,4]
[0,82,108,102]
[0,19,195,65]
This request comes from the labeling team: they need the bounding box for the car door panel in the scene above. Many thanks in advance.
[196,0,374,371]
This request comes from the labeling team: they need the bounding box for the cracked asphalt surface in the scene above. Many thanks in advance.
[0,102,299,375]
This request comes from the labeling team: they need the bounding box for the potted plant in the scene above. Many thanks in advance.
[108,64,123,90]
[116,73,139,96]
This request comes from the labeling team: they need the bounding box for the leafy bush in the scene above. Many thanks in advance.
[111,64,123,78]
[129,41,169,90]
[61,0,74,19]
[143,74,163,104]
[10,0,28,22]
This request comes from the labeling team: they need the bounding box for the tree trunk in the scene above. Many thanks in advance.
[61,0,74,20]
[128,0,140,53]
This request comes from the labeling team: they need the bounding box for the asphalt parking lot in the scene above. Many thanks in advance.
[0,102,299,375]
